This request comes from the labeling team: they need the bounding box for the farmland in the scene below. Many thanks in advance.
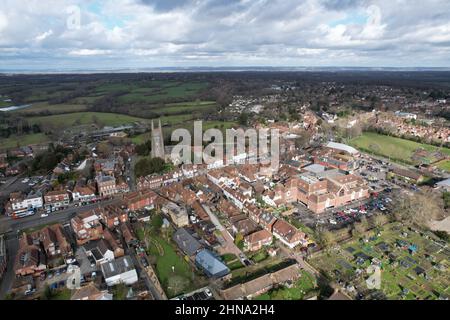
[26,112,150,128]
[0,132,50,148]
[309,222,450,300]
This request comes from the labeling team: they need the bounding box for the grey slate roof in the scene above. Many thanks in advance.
[173,228,202,256]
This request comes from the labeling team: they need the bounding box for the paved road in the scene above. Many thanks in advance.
[0,198,121,299]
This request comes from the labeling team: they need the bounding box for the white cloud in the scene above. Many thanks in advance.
[69,49,112,56]
[0,0,450,69]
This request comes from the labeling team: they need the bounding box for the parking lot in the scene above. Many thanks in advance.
[294,188,399,231]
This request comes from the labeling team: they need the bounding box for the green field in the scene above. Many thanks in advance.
[108,81,209,104]
[17,102,88,114]
[0,133,50,149]
[26,112,150,128]
[137,216,202,298]
[156,101,216,115]
[309,222,450,300]
[350,132,450,168]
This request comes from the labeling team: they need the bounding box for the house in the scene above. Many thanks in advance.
[83,239,116,265]
[6,191,43,216]
[44,190,70,212]
[191,201,210,221]
[71,211,104,245]
[14,233,47,276]
[272,220,306,249]
[71,283,113,300]
[162,202,189,227]
[137,175,163,191]
[232,218,259,236]
[71,186,97,204]
[217,198,241,218]
[257,212,277,232]
[33,224,72,259]
[101,255,138,286]
[103,229,125,258]
[244,230,273,251]
[195,249,230,278]
[96,174,117,197]
[95,205,128,229]
[173,228,203,257]
[120,223,139,247]
[124,190,159,211]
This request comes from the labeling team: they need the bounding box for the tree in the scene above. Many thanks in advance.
[392,192,443,227]
[238,112,250,126]
[315,228,335,251]
[351,222,366,239]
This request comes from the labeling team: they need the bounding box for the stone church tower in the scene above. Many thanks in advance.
[151,119,165,159]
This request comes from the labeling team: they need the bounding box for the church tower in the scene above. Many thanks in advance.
[151,119,165,159]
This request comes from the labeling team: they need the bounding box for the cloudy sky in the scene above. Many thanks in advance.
[0,0,449,70]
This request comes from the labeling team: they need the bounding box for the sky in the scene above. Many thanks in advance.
[0,0,450,71]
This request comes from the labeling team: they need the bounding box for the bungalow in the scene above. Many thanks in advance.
[220,264,300,300]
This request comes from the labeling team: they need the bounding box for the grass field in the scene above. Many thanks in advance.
[309,222,450,300]
[0,132,50,148]
[26,112,151,128]
[110,81,209,104]
[350,132,450,168]
[17,102,88,114]
[155,101,216,115]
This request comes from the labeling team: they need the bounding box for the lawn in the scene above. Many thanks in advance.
[26,112,151,128]
[349,132,450,167]
[139,216,198,298]
[0,132,50,148]
[309,222,450,300]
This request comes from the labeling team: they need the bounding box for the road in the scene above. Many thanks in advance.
[0,198,121,299]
